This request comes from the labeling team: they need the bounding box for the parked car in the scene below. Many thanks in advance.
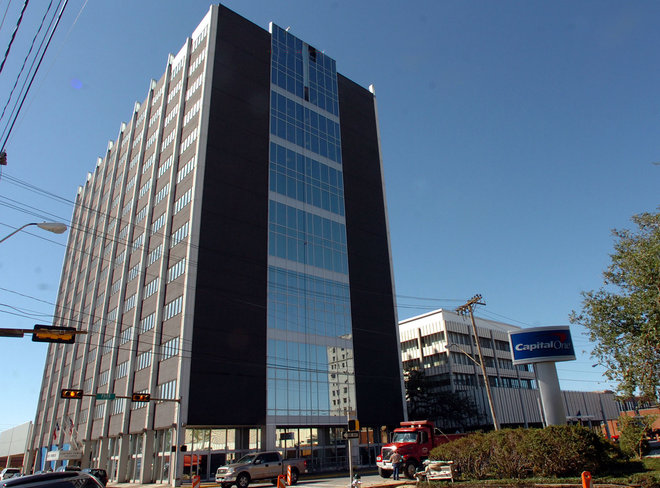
[0,469,21,480]
[0,472,102,488]
[81,468,108,486]
[216,451,307,488]
[55,466,81,472]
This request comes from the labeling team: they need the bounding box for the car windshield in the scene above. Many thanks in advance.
[392,432,418,443]
[235,454,257,464]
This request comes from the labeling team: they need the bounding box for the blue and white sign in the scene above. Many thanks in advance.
[509,326,575,365]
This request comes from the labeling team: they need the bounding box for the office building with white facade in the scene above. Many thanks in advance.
[398,309,620,430]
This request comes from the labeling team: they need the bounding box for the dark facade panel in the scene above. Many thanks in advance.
[188,5,271,426]
[338,74,404,426]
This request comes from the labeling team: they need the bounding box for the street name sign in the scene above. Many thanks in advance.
[96,393,116,400]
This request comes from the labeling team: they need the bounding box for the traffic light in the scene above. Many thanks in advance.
[32,325,77,344]
[132,393,151,402]
[61,389,84,399]
[348,419,359,431]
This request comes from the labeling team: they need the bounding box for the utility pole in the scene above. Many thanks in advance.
[456,294,500,431]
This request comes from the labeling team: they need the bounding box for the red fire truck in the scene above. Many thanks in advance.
[376,421,466,479]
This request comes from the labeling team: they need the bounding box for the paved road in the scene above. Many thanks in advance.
[209,474,407,488]
[110,472,411,488]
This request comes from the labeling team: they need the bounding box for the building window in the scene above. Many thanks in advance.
[128,264,140,282]
[176,156,196,183]
[163,296,183,321]
[93,403,106,419]
[136,351,152,370]
[111,398,126,415]
[132,233,144,252]
[124,293,136,312]
[157,380,177,402]
[173,189,192,215]
[170,222,189,248]
[148,244,163,266]
[107,307,118,322]
[160,337,179,361]
[99,370,109,386]
[120,328,132,345]
[116,360,129,379]
[144,277,160,298]
[152,213,166,234]
[167,258,186,282]
[139,313,156,333]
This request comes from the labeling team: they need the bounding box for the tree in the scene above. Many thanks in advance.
[404,368,480,430]
[404,369,434,420]
[618,414,657,459]
[570,209,660,401]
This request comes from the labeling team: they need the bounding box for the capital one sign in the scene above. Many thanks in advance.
[508,326,575,365]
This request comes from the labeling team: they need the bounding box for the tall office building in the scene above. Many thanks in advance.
[29,5,404,484]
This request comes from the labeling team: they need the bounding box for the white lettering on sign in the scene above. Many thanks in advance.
[515,340,572,352]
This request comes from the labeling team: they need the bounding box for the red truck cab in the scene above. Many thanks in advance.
[376,421,465,479]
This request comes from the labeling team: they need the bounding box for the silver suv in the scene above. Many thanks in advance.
[0,472,103,488]
[0,469,20,481]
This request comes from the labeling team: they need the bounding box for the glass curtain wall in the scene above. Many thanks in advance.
[267,25,356,425]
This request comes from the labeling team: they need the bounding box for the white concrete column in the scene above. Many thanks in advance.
[116,434,130,482]
[264,424,277,451]
[140,431,155,483]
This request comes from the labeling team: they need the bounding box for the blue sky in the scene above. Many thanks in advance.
[0,1,658,429]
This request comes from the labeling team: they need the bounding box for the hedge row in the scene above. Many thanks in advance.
[429,425,624,479]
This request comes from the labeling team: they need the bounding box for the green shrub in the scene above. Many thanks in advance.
[431,432,491,479]
[487,429,533,479]
[525,425,617,477]
[430,425,624,480]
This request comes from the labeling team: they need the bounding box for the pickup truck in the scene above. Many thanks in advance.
[215,451,307,488]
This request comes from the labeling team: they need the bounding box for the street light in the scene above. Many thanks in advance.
[0,222,67,244]
[446,340,501,431]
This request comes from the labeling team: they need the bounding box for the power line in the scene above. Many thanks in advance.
[0,0,57,130]
[0,0,30,76]
[0,0,14,34]
[0,0,69,151]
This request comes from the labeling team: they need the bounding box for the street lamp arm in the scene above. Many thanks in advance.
[0,221,67,244]
[0,223,33,244]
[447,343,481,367]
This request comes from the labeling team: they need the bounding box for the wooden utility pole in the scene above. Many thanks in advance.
[456,294,500,431]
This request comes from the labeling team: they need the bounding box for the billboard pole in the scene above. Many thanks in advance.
[535,362,567,425]
[509,326,575,426]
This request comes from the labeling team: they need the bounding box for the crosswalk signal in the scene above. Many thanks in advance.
[132,393,151,402]
[348,419,359,431]
[61,389,84,399]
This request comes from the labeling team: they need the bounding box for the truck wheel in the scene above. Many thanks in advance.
[289,468,299,485]
[378,468,392,478]
[236,473,251,488]
[404,461,418,480]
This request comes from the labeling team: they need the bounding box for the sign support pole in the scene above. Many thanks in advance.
[535,361,567,425]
